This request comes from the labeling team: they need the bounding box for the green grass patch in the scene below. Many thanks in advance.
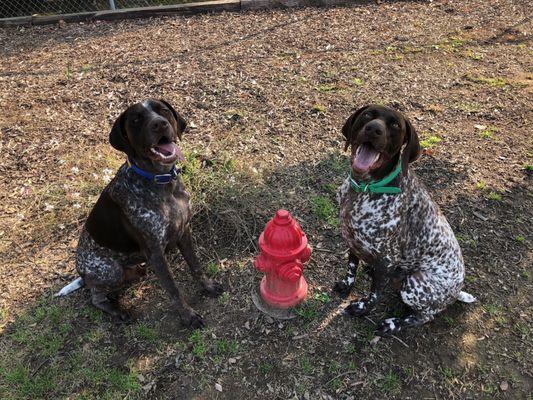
[315,84,337,93]
[466,74,508,88]
[487,191,502,201]
[218,292,230,305]
[350,77,364,86]
[312,104,326,114]
[310,196,339,227]
[206,261,220,277]
[134,323,157,342]
[483,304,503,317]
[329,377,342,391]
[523,163,533,171]
[514,323,530,338]
[440,366,455,380]
[420,134,442,149]
[215,338,238,356]
[378,371,402,395]
[298,356,314,375]
[258,362,274,374]
[475,181,487,190]
[515,235,525,243]
[295,298,323,322]
[0,298,142,399]
[188,330,207,359]
[442,316,457,327]
[480,127,496,139]
[313,292,331,304]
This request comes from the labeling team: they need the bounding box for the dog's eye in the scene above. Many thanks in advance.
[390,121,399,130]
[132,117,141,125]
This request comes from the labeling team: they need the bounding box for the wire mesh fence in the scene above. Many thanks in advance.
[0,0,199,19]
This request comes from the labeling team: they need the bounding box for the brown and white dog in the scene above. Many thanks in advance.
[334,104,475,336]
[57,99,223,328]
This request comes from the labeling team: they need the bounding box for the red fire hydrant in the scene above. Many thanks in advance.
[253,209,312,309]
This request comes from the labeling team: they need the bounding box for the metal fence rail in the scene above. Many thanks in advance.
[0,0,196,19]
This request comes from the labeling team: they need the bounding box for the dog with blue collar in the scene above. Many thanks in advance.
[57,99,224,328]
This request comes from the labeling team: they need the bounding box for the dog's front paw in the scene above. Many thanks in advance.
[375,318,401,337]
[181,308,205,329]
[344,299,372,317]
[202,279,224,297]
[333,280,353,298]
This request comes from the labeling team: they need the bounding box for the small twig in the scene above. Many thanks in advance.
[323,370,359,386]
[472,210,489,221]
[391,334,410,348]
[31,359,49,377]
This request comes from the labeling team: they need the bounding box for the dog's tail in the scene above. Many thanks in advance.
[457,291,476,303]
[54,277,84,297]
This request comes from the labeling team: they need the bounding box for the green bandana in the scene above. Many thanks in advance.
[349,161,402,194]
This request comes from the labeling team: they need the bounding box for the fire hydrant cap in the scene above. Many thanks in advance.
[274,209,291,224]
[259,209,309,259]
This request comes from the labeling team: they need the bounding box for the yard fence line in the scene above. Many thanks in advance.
[0,1,158,19]
[0,0,353,26]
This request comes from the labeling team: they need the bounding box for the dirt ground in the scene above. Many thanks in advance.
[0,0,532,399]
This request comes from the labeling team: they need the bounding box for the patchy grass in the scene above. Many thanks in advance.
[377,371,402,395]
[132,323,158,343]
[298,355,314,375]
[480,127,497,139]
[475,180,487,190]
[350,77,364,86]
[0,299,141,399]
[420,134,442,149]
[206,261,220,277]
[310,195,339,227]
[465,74,508,88]
[188,330,207,360]
[315,84,337,93]
[487,191,502,201]
[312,103,327,114]
[295,297,324,322]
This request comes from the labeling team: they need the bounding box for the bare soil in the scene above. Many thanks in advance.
[0,1,531,399]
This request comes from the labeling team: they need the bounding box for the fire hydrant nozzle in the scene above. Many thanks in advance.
[253,209,311,309]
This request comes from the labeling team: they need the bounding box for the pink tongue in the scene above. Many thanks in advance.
[154,143,185,161]
[353,144,379,172]
[155,142,177,156]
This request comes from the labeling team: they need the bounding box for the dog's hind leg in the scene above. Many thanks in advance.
[90,286,130,322]
[76,239,130,321]
[375,313,434,337]
[333,251,359,298]
[375,268,460,336]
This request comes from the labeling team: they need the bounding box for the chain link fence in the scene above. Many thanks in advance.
[1,0,198,19]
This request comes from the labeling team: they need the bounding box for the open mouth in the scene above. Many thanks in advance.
[352,143,383,174]
[149,137,184,164]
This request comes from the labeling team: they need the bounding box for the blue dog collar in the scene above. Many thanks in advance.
[127,158,181,184]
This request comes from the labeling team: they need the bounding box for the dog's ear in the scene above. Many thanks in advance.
[342,105,369,151]
[160,99,187,140]
[400,117,421,176]
[109,112,130,154]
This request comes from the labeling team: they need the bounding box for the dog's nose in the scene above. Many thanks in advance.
[150,118,169,132]
[364,121,385,136]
